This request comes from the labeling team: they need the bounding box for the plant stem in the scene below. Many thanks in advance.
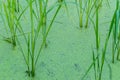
[79,0,83,28]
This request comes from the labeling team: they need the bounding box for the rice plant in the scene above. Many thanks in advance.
[2,0,18,47]
[92,1,101,79]
[75,0,83,28]
[38,0,48,47]
[81,0,114,80]
[81,0,120,79]
[111,0,120,63]
[12,0,19,12]
[85,0,92,28]
[1,0,120,79]
[75,0,94,28]
[12,0,64,77]
[79,0,83,28]
[35,0,64,63]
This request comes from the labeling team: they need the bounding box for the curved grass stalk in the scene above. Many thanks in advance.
[35,0,63,65]
[14,0,19,12]
[111,0,120,63]
[99,8,117,80]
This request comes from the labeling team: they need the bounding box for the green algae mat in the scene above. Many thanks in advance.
[0,0,120,80]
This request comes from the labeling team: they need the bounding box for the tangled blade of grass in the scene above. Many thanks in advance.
[112,0,120,63]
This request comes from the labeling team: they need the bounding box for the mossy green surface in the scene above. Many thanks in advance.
[0,0,120,80]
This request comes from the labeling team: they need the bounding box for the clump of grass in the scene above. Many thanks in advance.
[2,0,19,47]
[13,0,64,77]
[75,0,94,28]
[75,0,83,28]
[81,0,114,80]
